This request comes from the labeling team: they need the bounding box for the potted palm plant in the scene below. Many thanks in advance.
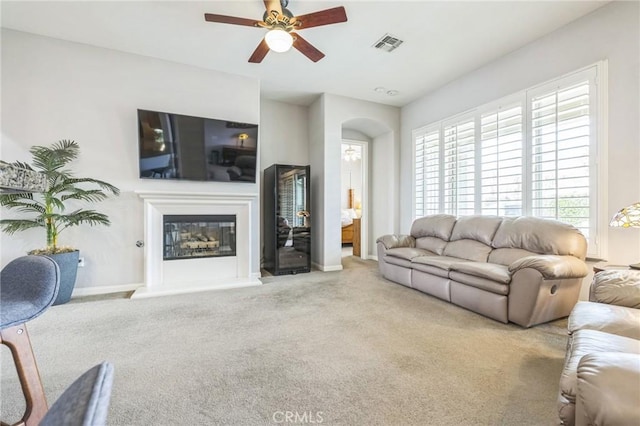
[0,140,119,304]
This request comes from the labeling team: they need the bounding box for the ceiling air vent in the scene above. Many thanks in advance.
[372,34,404,52]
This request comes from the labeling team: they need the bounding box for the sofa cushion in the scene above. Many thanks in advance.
[568,301,640,340]
[411,263,450,279]
[449,215,502,245]
[415,236,448,256]
[590,270,640,308]
[487,248,538,267]
[576,352,640,426]
[410,214,457,240]
[449,271,510,296]
[384,255,412,268]
[558,329,640,425]
[443,239,492,262]
[385,247,433,261]
[492,216,587,259]
[412,255,467,272]
[450,262,511,284]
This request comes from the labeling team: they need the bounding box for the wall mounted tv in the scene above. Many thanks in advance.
[137,109,258,183]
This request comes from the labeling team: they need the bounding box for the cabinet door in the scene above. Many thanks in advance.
[276,165,310,273]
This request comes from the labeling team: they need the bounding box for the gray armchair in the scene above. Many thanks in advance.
[1,255,60,425]
[40,362,114,426]
[1,256,115,426]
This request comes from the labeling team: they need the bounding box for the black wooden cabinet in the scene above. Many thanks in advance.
[263,164,310,275]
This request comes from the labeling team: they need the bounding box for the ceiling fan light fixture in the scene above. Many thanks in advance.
[265,28,293,53]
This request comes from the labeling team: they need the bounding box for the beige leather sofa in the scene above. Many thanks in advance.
[558,270,640,425]
[376,215,588,327]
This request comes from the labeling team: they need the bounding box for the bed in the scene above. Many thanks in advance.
[341,188,359,244]
[340,189,358,244]
[341,211,356,244]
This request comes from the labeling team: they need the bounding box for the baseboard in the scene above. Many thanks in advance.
[72,283,142,298]
[131,277,262,299]
[312,262,343,272]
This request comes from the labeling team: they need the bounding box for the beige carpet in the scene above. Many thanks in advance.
[1,256,567,425]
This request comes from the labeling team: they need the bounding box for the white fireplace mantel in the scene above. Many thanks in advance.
[133,190,261,298]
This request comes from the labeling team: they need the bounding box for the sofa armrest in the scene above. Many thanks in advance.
[590,270,640,308]
[508,255,588,279]
[376,234,415,250]
[575,352,640,426]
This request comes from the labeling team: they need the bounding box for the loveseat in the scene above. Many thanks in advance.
[557,270,640,425]
[376,215,589,327]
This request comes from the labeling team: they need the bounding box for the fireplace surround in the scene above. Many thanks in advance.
[134,191,261,298]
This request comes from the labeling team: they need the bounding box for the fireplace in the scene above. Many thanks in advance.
[164,214,236,260]
[134,191,261,298]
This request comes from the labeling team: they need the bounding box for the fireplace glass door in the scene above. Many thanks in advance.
[163,215,236,260]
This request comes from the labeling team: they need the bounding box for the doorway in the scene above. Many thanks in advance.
[340,140,367,260]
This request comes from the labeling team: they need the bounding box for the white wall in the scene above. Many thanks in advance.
[401,1,640,265]
[317,94,401,269]
[259,98,309,263]
[308,96,326,268]
[342,129,369,142]
[1,29,261,291]
[259,99,309,170]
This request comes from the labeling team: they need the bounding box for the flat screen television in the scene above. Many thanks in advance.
[137,109,258,183]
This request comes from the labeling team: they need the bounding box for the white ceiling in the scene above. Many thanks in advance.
[1,0,609,107]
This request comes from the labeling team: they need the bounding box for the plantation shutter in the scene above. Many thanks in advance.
[414,128,440,217]
[480,105,523,216]
[529,79,592,239]
[411,65,600,256]
[279,174,295,225]
[443,119,475,215]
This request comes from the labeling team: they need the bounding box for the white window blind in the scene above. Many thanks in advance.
[412,64,601,257]
[480,105,523,216]
[443,119,475,216]
[530,80,591,239]
[414,128,440,217]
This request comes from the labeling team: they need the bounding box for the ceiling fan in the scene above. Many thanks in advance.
[204,0,347,63]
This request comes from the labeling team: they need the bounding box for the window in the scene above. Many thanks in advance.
[529,79,592,239]
[413,65,602,257]
[414,128,440,216]
[443,119,475,216]
[480,105,523,216]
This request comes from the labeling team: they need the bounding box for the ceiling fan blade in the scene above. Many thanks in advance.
[293,6,347,30]
[204,13,261,27]
[292,33,325,62]
[264,0,283,15]
[249,39,270,63]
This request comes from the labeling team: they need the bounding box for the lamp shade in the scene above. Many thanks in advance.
[609,202,640,228]
[265,29,293,53]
